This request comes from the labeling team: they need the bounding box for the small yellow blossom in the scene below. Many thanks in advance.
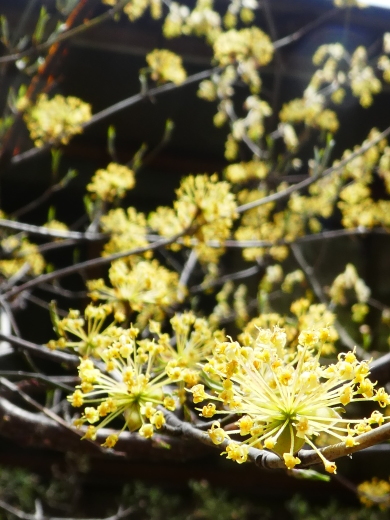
[24,94,91,146]
[87,163,135,202]
[225,442,249,464]
[146,49,186,84]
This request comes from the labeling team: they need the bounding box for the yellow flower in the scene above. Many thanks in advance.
[358,478,390,510]
[198,327,388,472]
[146,49,186,84]
[87,163,135,202]
[24,94,91,146]
[69,329,176,446]
[283,453,301,470]
[225,442,249,464]
[48,304,122,357]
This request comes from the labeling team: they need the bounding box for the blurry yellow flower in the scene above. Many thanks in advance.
[24,94,91,147]
[146,49,186,84]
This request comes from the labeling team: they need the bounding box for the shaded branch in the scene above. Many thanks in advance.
[0,0,130,65]
[0,218,105,241]
[0,332,79,366]
[10,68,218,167]
[0,499,136,520]
[0,397,210,461]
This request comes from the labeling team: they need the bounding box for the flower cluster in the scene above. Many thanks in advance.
[47,304,125,357]
[358,478,390,510]
[213,27,273,68]
[87,163,135,202]
[87,259,180,326]
[99,207,149,256]
[149,174,237,263]
[154,312,225,390]
[146,49,186,85]
[191,327,389,472]
[329,264,371,305]
[0,235,45,278]
[349,46,381,108]
[224,160,269,183]
[24,94,91,147]
[69,327,176,446]
[103,0,162,21]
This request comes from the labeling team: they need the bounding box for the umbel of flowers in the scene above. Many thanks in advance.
[69,325,177,447]
[190,327,389,473]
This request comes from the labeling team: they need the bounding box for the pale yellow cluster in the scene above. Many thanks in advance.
[349,47,381,108]
[87,259,180,326]
[191,327,389,472]
[69,328,176,446]
[149,174,237,263]
[330,264,371,306]
[24,94,91,147]
[103,0,162,21]
[333,0,367,6]
[281,270,305,294]
[291,301,338,355]
[180,0,221,42]
[0,235,45,278]
[236,188,308,262]
[225,160,269,183]
[146,49,186,85]
[335,130,390,228]
[99,207,149,256]
[279,43,347,134]
[214,27,273,68]
[378,33,390,83]
[163,2,192,39]
[358,478,390,510]
[223,0,257,28]
[213,27,273,92]
[152,312,225,392]
[47,304,125,357]
[280,97,339,134]
[87,163,135,202]
[232,96,272,141]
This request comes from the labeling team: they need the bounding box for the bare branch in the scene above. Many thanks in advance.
[0,218,105,241]
[0,499,136,520]
[10,68,219,167]
[0,332,79,366]
[0,0,130,65]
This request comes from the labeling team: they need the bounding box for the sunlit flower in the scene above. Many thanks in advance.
[24,94,91,146]
[68,329,176,446]
[193,327,389,472]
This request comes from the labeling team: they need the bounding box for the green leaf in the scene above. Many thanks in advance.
[33,7,50,45]
[289,469,331,482]
[0,16,9,46]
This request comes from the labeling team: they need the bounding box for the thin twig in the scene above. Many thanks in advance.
[10,68,219,167]
[178,249,198,301]
[273,8,340,50]
[0,219,105,241]
[0,499,137,520]
[190,265,261,294]
[0,332,79,366]
[0,0,130,65]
